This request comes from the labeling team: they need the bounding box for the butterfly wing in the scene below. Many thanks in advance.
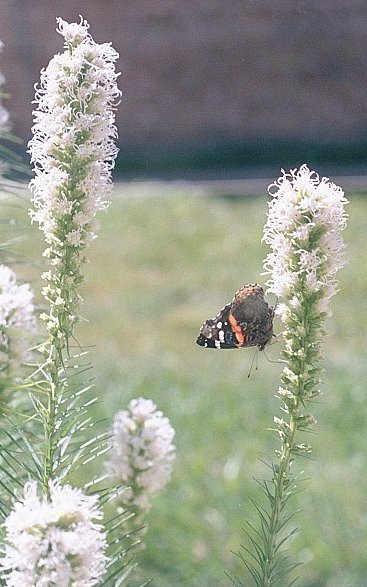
[196,303,247,349]
[196,284,274,350]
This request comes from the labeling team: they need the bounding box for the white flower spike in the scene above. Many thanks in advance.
[28,16,121,344]
[263,164,348,319]
[246,166,349,583]
[29,16,120,248]
[107,398,176,511]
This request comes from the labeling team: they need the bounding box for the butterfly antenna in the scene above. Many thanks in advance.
[247,348,259,378]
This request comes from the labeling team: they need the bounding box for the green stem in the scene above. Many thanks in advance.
[260,312,308,586]
[261,415,298,586]
[125,504,147,554]
[41,240,82,494]
[42,342,63,496]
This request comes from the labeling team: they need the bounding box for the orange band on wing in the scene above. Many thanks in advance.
[228,312,245,346]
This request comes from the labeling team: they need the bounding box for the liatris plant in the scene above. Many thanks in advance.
[107,398,176,549]
[235,165,348,586]
[27,14,121,489]
[0,17,122,585]
[29,16,121,357]
[0,17,177,586]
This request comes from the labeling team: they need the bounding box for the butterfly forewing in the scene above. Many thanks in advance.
[196,303,239,349]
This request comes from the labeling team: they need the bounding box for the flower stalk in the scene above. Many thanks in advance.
[0,18,140,586]
[238,166,348,586]
[28,16,120,493]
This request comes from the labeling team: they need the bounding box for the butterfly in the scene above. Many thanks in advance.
[196,284,274,350]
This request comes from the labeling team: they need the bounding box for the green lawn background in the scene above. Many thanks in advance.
[2,185,367,587]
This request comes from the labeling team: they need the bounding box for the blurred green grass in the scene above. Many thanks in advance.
[2,185,367,587]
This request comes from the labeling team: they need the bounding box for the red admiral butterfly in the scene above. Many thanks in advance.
[196,284,274,350]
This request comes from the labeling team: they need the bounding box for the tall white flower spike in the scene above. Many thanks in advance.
[28,17,121,344]
[29,16,121,247]
[238,166,348,585]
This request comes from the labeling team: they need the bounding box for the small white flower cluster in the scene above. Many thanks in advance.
[1,481,107,587]
[0,264,36,369]
[107,398,176,511]
[263,164,348,319]
[29,16,121,250]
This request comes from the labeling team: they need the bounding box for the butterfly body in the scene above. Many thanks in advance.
[196,284,274,350]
